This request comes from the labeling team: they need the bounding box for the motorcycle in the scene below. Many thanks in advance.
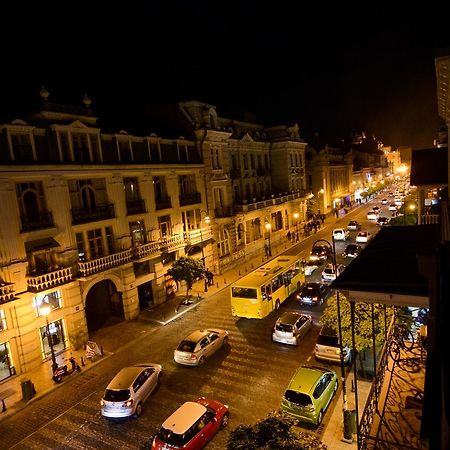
[52,356,82,383]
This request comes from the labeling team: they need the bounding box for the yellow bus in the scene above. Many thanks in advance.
[230,255,305,319]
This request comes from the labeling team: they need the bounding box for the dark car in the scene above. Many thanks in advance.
[297,282,330,306]
[309,244,332,262]
[346,220,361,231]
[342,244,362,258]
[377,216,390,226]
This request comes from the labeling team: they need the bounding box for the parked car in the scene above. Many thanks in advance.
[377,216,390,226]
[101,363,162,419]
[394,198,403,206]
[381,198,388,205]
[332,228,349,241]
[297,282,330,306]
[174,329,229,366]
[367,211,379,220]
[272,312,312,345]
[309,244,332,262]
[342,243,362,258]
[372,206,381,213]
[356,231,371,243]
[314,326,352,365]
[151,397,229,449]
[321,263,345,283]
[280,365,338,425]
[388,203,398,211]
[346,220,361,231]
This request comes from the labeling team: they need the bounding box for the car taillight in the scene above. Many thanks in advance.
[124,399,134,407]
[191,354,197,360]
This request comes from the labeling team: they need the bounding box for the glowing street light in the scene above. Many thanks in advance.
[293,212,300,241]
[200,212,210,292]
[317,188,324,215]
[265,222,272,257]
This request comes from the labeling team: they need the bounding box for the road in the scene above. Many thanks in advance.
[0,197,391,450]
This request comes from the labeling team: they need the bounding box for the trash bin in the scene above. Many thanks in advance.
[21,379,34,402]
[344,408,357,440]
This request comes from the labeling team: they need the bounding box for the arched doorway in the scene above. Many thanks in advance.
[85,280,124,332]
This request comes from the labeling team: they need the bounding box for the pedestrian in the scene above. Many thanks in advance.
[321,214,325,224]
[264,244,269,257]
[287,230,291,242]
[205,268,214,286]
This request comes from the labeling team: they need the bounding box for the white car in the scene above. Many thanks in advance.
[367,211,379,220]
[388,204,398,211]
[101,363,162,419]
[174,329,229,366]
[394,198,403,206]
[332,228,349,241]
[356,231,371,243]
[303,260,319,276]
[272,312,312,346]
[321,263,345,283]
[381,198,388,205]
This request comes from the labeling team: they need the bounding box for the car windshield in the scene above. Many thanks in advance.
[324,268,334,275]
[359,232,367,237]
[276,323,293,332]
[103,389,130,402]
[346,245,357,251]
[284,390,313,406]
[177,340,196,352]
[303,285,317,293]
[317,334,339,347]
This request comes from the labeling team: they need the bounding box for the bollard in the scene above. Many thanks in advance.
[224,278,226,285]
[251,263,253,269]
[238,269,241,275]
[81,356,85,367]
[1,399,6,412]
[351,379,355,392]
[245,266,247,272]
[216,282,219,288]
[197,292,200,299]
[100,346,104,356]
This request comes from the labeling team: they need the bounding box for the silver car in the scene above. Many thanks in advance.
[272,312,312,346]
[101,363,162,419]
[174,329,229,366]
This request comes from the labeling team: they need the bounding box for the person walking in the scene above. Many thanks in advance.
[287,230,291,242]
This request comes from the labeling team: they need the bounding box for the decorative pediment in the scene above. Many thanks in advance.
[241,132,254,142]
[11,119,29,126]
[68,120,89,129]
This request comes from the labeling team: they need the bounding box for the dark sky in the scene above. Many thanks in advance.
[2,2,449,148]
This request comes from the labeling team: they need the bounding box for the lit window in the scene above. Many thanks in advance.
[0,310,6,331]
[34,291,62,316]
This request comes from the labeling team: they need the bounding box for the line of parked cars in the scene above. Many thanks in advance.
[100,329,231,448]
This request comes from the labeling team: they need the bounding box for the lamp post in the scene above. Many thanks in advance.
[40,305,58,373]
[200,212,210,292]
[317,188,324,215]
[293,212,299,241]
[265,222,272,257]
[312,238,349,438]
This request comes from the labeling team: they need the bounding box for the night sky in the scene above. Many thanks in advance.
[2,2,449,149]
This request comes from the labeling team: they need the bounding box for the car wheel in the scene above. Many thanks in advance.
[198,356,206,366]
[275,299,280,310]
[317,410,323,426]
[223,336,229,346]
[221,412,230,428]
[134,402,143,418]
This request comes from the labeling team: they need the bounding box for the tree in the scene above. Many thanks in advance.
[166,257,205,299]
[320,293,394,377]
[227,412,327,450]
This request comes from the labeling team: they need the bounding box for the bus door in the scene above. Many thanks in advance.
[261,284,272,318]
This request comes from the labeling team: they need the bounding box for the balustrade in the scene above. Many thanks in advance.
[78,249,133,277]
[0,282,15,303]
[27,267,73,292]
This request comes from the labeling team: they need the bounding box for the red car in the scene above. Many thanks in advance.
[151,397,229,449]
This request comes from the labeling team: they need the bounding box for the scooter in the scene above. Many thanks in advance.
[52,356,82,383]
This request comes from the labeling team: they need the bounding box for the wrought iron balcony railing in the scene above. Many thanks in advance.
[20,212,54,232]
[155,197,172,210]
[215,206,234,218]
[71,203,115,224]
[126,199,146,215]
[179,192,201,206]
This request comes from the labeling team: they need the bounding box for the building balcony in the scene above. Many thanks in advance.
[420,214,440,225]
[155,197,172,210]
[20,212,54,232]
[78,249,133,277]
[133,241,160,260]
[0,282,15,303]
[234,190,309,213]
[229,169,241,179]
[71,203,115,225]
[27,267,73,293]
[179,192,201,206]
[159,234,185,253]
[215,206,234,218]
[126,199,146,216]
[184,227,212,245]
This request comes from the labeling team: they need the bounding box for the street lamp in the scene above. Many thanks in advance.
[317,188,324,215]
[40,305,58,373]
[312,238,349,439]
[265,222,272,257]
[200,212,210,292]
[404,203,416,226]
[293,212,299,241]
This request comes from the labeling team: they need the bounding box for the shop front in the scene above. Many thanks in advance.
[39,318,67,360]
[0,341,15,381]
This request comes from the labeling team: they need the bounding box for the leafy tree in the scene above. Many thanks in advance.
[320,293,394,377]
[167,257,204,299]
[227,412,327,450]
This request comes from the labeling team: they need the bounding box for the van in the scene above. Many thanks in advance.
[332,228,349,241]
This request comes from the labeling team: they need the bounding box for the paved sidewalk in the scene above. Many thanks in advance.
[0,209,372,449]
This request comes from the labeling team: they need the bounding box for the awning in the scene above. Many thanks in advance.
[25,237,60,253]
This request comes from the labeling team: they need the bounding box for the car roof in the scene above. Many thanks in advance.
[183,330,208,343]
[162,401,207,434]
[106,366,144,389]
[288,365,331,394]
[277,311,302,325]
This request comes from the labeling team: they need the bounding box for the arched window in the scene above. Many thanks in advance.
[17,182,46,220]
[80,181,96,210]
[236,223,245,246]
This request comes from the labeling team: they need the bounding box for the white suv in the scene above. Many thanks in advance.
[332,228,349,241]
[321,263,345,283]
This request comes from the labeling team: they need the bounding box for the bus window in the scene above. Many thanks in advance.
[262,284,272,300]
[232,287,257,299]
[271,274,283,293]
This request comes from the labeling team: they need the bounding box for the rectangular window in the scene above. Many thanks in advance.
[88,229,104,259]
[76,232,86,261]
[149,142,161,162]
[243,154,248,170]
[12,133,34,161]
[34,291,63,316]
[0,310,6,331]
[232,287,257,299]
[105,226,115,254]
[72,133,90,163]
[39,318,66,359]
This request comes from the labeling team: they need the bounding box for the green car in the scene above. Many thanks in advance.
[280,365,338,425]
